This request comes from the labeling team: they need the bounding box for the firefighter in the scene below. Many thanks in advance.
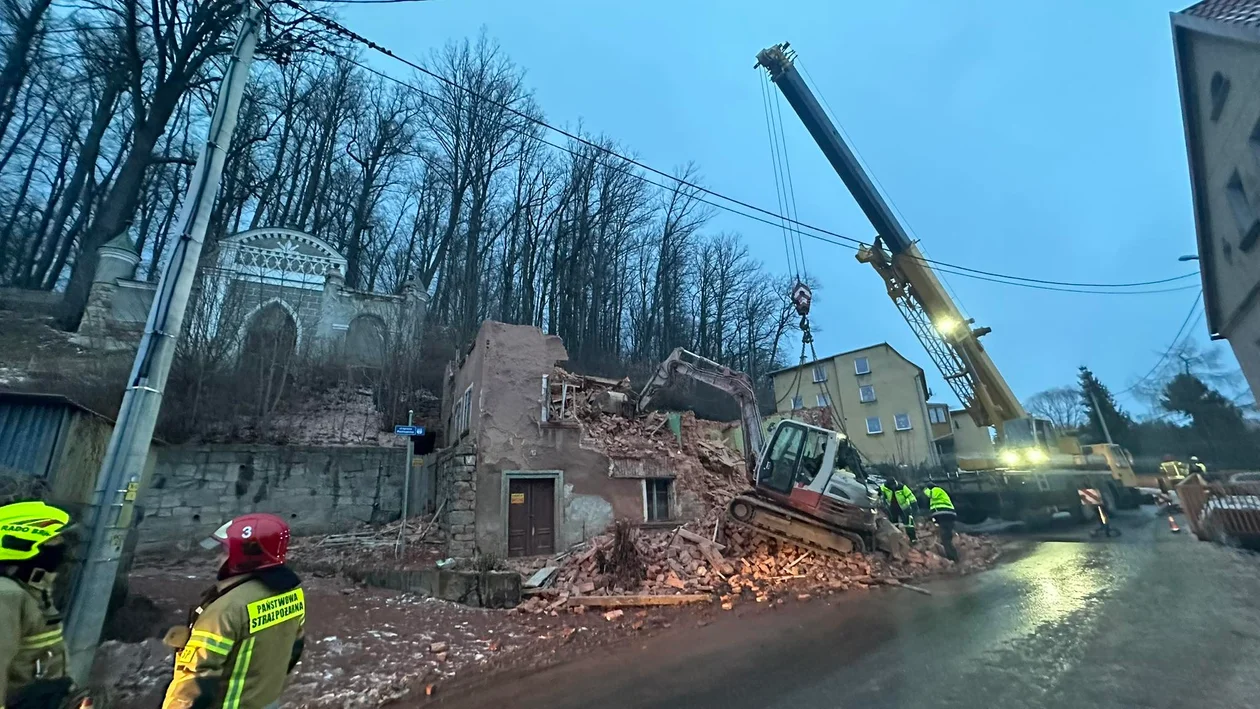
[922,485,958,561]
[0,501,80,709]
[879,478,917,542]
[1190,456,1207,476]
[162,513,305,709]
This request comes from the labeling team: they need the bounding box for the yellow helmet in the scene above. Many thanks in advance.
[0,501,71,563]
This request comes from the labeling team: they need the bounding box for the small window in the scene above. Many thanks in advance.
[894,413,912,431]
[1210,71,1230,122]
[929,407,948,425]
[791,395,804,410]
[866,416,883,435]
[812,365,827,383]
[859,385,876,403]
[457,385,473,435]
[645,479,672,522]
[1226,171,1260,252]
[854,357,871,375]
[816,393,830,407]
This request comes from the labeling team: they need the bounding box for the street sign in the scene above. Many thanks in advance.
[394,425,426,436]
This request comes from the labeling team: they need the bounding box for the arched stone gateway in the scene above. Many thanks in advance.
[76,227,430,356]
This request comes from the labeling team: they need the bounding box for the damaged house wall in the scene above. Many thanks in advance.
[438,321,661,559]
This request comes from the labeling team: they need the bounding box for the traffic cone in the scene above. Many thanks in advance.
[1168,515,1182,533]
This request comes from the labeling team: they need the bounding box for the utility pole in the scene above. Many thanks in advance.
[397,409,415,557]
[63,1,272,680]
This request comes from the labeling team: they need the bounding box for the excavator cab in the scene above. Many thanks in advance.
[755,420,875,510]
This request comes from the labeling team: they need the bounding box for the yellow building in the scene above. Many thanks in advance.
[768,344,940,468]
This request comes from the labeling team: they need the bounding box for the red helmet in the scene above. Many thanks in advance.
[201,513,290,576]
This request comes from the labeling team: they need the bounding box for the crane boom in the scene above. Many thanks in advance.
[755,43,1027,433]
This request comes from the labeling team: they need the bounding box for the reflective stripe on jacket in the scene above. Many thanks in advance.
[923,486,955,513]
[0,574,67,706]
[163,570,305,709]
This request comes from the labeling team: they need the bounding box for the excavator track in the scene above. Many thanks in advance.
[726,493,869,557]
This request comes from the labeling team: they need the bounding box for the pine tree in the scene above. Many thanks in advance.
[1078,366,1137,452]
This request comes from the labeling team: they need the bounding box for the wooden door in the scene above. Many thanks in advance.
[507,478,555,557]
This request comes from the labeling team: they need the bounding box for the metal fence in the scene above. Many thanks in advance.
[1177,478,1260,544]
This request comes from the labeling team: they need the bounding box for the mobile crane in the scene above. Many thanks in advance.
[638,347,886,554]
[755,43,1141,522]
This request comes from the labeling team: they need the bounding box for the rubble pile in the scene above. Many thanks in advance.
[290,514,446,569]
[514,519,998,615]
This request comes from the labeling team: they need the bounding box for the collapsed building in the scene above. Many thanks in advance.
[432,321,745,560]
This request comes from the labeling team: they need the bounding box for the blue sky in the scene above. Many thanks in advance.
[341,0,1219,413]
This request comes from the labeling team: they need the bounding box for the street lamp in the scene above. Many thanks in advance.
[1178,255,1200,262]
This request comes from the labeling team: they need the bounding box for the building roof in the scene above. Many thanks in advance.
[0,391,113,422]
[1182,0,1260,27]
[766,342,927,383]
[1171,2,1260,336]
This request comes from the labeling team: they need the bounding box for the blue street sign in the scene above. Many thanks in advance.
[394,425,426,436]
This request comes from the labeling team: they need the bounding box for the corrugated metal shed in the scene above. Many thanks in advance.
[0,392,89,479]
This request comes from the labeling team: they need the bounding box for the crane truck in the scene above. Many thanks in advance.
[637,347,896,554]
[755,43,1142,524]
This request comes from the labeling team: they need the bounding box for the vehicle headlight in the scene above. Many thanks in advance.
[1024,448,1048,464]
[1000,450,1021,466]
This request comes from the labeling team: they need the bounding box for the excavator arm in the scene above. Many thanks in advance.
[638,348,764,481]
[755,43,1027,435]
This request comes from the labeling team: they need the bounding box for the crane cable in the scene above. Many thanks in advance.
[760,74,801,279]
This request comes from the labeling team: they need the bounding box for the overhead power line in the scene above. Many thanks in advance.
[279,1,1202,295]
[1118,289,1205,396]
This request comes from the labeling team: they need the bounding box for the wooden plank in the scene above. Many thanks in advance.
[567,594,713,607]
[524,566,559,589]
[677,528,726,551]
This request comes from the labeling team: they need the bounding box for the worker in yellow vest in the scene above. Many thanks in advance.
[922,485,958,561]
[0,501,95,709]
[162,513,305,709]
[879,478,918,542]
[1189,456,1207,476]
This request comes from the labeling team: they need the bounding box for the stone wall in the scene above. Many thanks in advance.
[435,444,477,558]
[138,444,405,550]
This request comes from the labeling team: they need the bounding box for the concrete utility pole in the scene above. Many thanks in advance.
[397,409,415,557]
[63,1,272,680]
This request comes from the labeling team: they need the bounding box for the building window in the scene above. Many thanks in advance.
[1226,171,1260,252]
[455,384,473,435]
[866,416,883,435]
[812,365,828,383]
[1210,71,1230,122]
[854,357,871,375]
[894,413,912,431]
[645,479,672,522]
[816,393,830,407]
[929,407,948,425]
[792,395,804,410]
[1250,115,1260,164]
[859,385,876,403]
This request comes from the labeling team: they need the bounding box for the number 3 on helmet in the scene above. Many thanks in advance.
[201,513,290,576]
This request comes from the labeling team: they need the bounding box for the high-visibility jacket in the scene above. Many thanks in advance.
[923,486,955,514]
[163,567,305,709]
[880,485,917,513]
[0,573,68,709]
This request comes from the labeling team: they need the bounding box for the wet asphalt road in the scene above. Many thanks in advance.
[433,509,1260,709]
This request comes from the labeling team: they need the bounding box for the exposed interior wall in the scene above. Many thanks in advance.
[446,321,648,558]
[137,444,405,551]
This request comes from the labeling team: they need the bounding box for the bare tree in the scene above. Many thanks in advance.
[1025,387,1084,431]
